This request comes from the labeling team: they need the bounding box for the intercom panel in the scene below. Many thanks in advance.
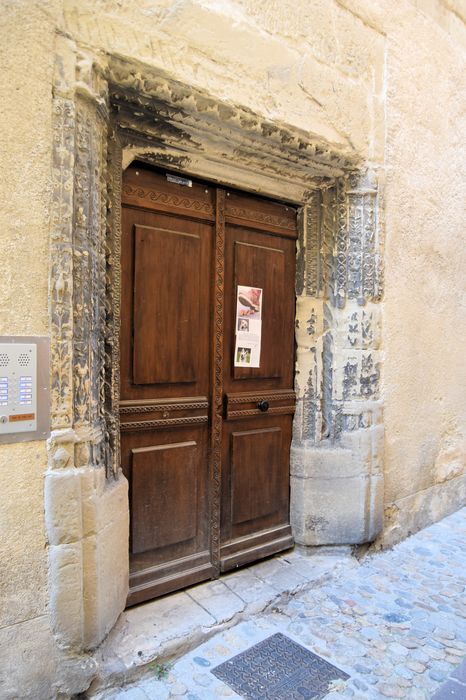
[0,337,50,444]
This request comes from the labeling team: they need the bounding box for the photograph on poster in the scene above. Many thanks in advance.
[237,286,262,320]
[234,285,263,368]
[236,347,251,364]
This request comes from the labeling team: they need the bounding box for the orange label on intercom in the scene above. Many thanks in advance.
[9,413,35,422]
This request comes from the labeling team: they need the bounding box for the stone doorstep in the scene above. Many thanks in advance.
[87,546,355,696]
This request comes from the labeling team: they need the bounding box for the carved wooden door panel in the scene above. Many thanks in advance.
[120,164,297,606]
[220,191,297,570]
[120,166,216,605]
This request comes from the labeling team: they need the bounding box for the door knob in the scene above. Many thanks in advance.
[257,400,269,412]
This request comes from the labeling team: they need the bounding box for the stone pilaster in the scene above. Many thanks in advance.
[291,172,384,545]
[45,39,128,652]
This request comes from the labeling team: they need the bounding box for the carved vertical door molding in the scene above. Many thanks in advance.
[210,189,226,571]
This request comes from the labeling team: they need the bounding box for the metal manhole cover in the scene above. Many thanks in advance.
[211,632,349,700]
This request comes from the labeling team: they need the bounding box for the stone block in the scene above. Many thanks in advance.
[291,442,353,479]
[48,541,84,648]
[44,468,83,545]
[0,614,95,700]
[81,468,126,537]
[341,424,384,476]
[291,469,383,545]
[337,303,382,351]
[82,477,129,649]
[158,0,299,78]
[333,349,381,402]
[298,55,372,157]
[382,473,466,547]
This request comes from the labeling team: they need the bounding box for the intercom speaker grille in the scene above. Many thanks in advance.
[18,353,30,367]
[0,353,9,367]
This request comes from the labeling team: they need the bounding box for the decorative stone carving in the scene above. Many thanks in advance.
[46,47,385,658]
[291,171,384,545]
[50,96,76,429]
[49,48,111,472]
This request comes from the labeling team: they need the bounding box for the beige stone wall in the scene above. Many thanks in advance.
[0,0,465,696]
[0,1,57,697]
[381,1,466,542]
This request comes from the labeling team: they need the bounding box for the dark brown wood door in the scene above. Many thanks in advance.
[220,191,297,570]
[120,164,297,606]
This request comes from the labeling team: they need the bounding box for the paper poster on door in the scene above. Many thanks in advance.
[234,286,262,367]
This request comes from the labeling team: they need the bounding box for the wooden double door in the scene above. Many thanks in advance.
[120,164,297,606]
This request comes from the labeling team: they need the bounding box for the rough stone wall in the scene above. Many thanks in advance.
[380,0,466,543]
[0,3,75,699]
[0,0,465,697]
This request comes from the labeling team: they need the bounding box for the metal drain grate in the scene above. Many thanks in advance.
[211,632,349,700]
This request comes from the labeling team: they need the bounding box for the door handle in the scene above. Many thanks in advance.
[257,400,269,412]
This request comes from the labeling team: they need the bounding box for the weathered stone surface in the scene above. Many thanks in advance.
[82,477,129,649]
[0,615,96,700]
[291,466,383,545]
[222,569,277,612]
[187,580,245,623]
[383,473,466,547]
[48,541,84,649]
[44,467,84,545]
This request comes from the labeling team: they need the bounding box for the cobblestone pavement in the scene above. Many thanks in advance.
[92,508,466,700]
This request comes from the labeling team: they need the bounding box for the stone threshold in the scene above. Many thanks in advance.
[87,546,356,697]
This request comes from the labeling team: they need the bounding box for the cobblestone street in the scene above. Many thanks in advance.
[91,508,466,700]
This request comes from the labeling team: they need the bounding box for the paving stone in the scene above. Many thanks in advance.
[135,678,170,699]
[429,667,449,682]
[377,683,406,698]
[435,628,456,640]
[403,637,420,649]
[431,679,466,699]
[388,642,409,657]
[406,660,426,673]
[445,647,466,657]
[222,569,277,611]
[451,659,466,683]
[428,647,447,660]
[187,580,245,623]
[412,649,430,663]
[91,508,466,700]
[445,655,464,665]
[105,689,149,700]
[247,557,307,593]
[354,662,374,674]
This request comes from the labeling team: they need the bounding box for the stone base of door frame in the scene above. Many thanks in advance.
[44,430,129,651]
[291,432,384,545]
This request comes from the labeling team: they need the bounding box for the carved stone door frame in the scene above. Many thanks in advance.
[46,48,384,651]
